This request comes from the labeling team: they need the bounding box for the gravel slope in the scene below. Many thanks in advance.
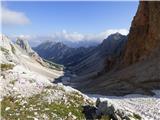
[19,54,63,80]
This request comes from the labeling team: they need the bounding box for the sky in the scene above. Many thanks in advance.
[1,1,139,47]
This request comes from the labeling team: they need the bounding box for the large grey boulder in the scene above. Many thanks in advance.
[94,98,136,120]
[96,99,118,120]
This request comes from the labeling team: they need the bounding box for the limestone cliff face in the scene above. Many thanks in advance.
[122,1,160,66]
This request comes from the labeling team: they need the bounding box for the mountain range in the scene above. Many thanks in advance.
[34,41,95,66]
[70,33,127,75]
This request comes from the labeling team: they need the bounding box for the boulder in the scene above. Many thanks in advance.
[82,105,98,120]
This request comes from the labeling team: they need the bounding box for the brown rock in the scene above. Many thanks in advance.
[122,1,160,67]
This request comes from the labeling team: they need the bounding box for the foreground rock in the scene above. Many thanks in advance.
[88,92,160,120]
[82,98,142,120]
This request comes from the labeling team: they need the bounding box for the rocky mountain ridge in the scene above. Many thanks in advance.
[34,41,95,66]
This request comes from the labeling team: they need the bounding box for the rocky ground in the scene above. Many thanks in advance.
[0,35,93,120]
[88,90,160,120]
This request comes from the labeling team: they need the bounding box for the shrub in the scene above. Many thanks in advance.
[0,64,14,71]
[133,113,142,120]
[0,46,9,53]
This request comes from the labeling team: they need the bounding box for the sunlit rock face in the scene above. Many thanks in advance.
[15,37,46,66]
[16,38,34,53]
[122,1,160,67]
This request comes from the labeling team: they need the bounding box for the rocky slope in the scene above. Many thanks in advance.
[15,37,48,67]
[34,41,95,66]
[0,35,94,119]
[89,90,160,120]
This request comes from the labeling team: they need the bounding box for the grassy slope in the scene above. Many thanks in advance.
[1,86,93,120]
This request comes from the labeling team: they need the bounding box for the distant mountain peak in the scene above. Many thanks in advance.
[54,42,67,47]
[107,32,125,41]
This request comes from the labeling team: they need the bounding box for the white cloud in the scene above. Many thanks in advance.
[17,35,32,40]
[11,29,128,47]
[52,30,85,42]
[2,7,30,26]
[50,29,128,43]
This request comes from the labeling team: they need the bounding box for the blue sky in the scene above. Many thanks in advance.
[2,1,139,47]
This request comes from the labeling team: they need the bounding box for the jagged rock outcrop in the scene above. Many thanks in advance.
[0,35,19,64]
[16,38,46,66]
[122,1,160,67]
[82,98,140,120]
[16,38,34,53]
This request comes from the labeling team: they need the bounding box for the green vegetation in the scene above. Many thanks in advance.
[0,46,9,53]
[133,113,142,120]
[43,59,64,71]
[1,95,84,120]
[0,44,16,54]
[9,79,17,85]
[1,96,37,120]
[10,44,16,54]
[0,63,14,71]
[1,89,91,120]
